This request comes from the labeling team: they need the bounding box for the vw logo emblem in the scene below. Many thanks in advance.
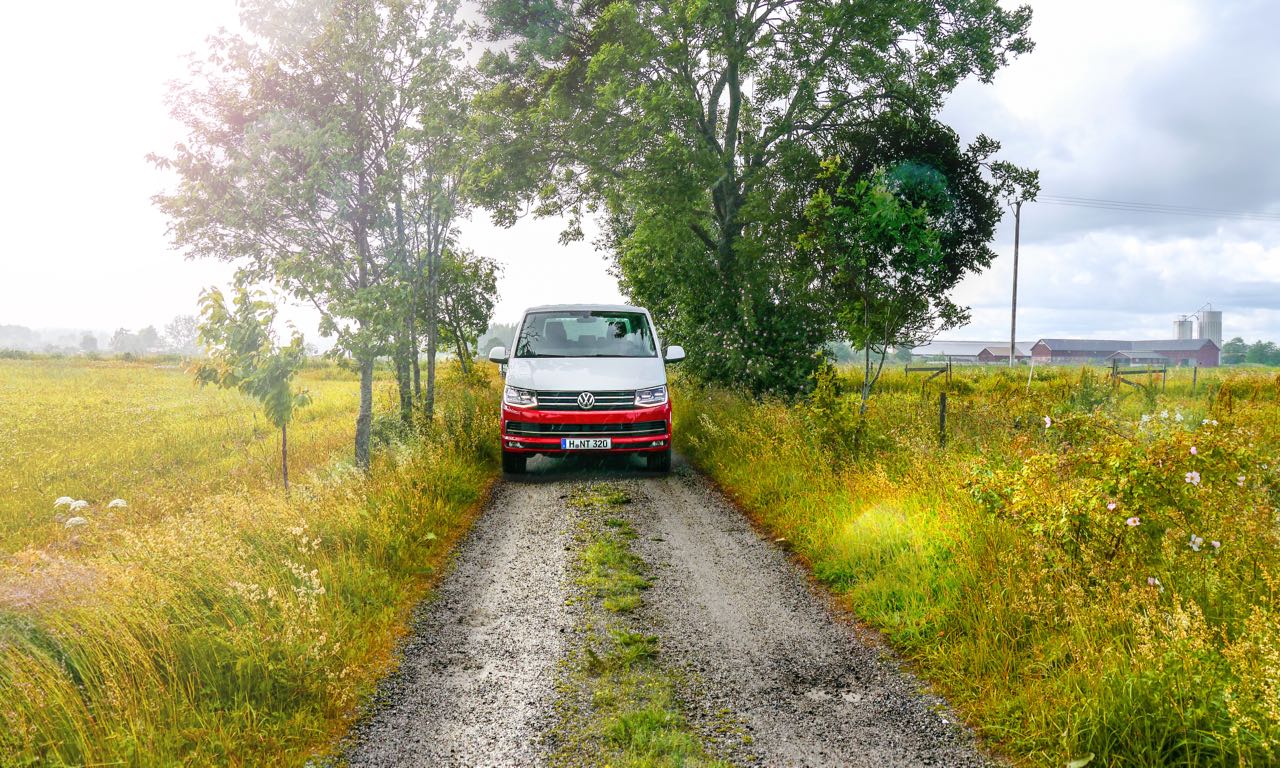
[577,392,596,409]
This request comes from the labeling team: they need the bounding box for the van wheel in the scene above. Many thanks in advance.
[502,451,527,475]
[646,448,671,473]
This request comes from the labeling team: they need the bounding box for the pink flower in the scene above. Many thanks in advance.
[1190,446,1198,455]
[1126,516,1141,527]
[1184,471,1201,486]
[1238,475,1246,487]
[1211,540,1221,550]
[1043,415,1052,429]
[1147,576,1164,592]
[1107,502,1117,511]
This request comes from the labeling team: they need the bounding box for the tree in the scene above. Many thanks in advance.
[1222,336,1248,365]
[80,333,98,354]
[479,322,517,357]
[1245,340,1280,366]
[110,329,141,355]
[801,160,951,433]
[164,315,201,355]
[192,287,311,492]
[153,0,475,466]
[437,248,500,373]
[474,0,1033,395]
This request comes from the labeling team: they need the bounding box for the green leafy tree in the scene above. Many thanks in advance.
[153,0,473,467]
[473,0,1033,395]
[1222,336,1247,365]
[192,287,311,492]
[1245,340,1280,366]
[437,248,500,373]
[801,160,948,431]
[164,315,200,356]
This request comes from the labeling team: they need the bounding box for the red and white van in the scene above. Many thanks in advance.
[487,304,685,474]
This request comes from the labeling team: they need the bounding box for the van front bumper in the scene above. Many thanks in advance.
[500,402,672,454]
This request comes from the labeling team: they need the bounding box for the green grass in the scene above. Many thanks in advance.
[553,484,731,768]
[676,365,1280,768]
[0,359,500,766]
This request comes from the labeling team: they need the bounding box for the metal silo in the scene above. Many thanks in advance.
[1198,309,1223,346]
[1174,318,1194,340]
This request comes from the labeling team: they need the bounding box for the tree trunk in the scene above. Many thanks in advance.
[355,356,374,470]
[281,422,289,494]
[395,329,413,427]
[424,251,440,423]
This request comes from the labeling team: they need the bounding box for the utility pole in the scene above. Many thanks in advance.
[1009,199,1022,368]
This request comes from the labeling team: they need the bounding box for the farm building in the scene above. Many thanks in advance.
[911,340,1035,364]
[1030,338,1219,367]
[1106,350,1169,367]
[977,345,1032,364]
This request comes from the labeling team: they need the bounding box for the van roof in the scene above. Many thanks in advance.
[523,303,648,314]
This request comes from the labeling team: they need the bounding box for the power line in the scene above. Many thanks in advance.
[1039,194,1280,222]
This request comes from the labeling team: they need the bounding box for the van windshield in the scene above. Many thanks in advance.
[514,310,657,358]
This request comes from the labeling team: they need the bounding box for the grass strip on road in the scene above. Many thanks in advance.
[551,483,731,768]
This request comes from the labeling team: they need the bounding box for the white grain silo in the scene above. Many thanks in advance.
[1174,317,1194,340]
[1197,308,1223,347]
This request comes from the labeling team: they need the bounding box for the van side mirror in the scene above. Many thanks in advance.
[488,346,509,364]
[664,345,685,363]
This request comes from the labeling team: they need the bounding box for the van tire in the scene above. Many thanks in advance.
[502,451,527,475]
[646,448,672,473]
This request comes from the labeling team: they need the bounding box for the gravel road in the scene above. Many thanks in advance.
[344,454,992,767]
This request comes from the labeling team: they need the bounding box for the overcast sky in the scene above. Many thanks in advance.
[1,0,1277,344]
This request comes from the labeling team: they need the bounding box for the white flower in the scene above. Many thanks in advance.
[1141,414,1152,424]
[69,499,89,511]
[1147,576,1163,592]
[1184,471,1201,486]
[1107,502,1117,511]
[1189,534,1204,552]
[64,516,88,528]
[1126,516,1141,527]
[54,496,74,507]
[1160,410,1169,419]
[1043,415,1052,429]
[1211,540,1221,550]
[1175,411,1184,422]
[107,499,127,508]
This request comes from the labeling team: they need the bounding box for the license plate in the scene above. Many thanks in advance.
[561,437,612,450]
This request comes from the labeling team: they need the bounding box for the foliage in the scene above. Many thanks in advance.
[152,0,480,465]
[675,366,1280,767]
[0,362,498,766]
[474,0,1033,396]
[193,288,310,432]
[437,248,501,372]
[110,326,162,355]
[162,314,200,356]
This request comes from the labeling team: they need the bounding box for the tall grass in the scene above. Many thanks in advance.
[676,365,1280,767]
[0,360,499,766]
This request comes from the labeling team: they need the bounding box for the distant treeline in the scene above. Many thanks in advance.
[0,316,201,356]
[1222,337,1280,366]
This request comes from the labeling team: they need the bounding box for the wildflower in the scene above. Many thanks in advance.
[1147,576,1164,592]
[1189,534,1204,552]
[64,517,88,528]
[1211,540,1221,550]
[69,499,89,511]
[1126,516,1141,527]
[1160,410,1169,419]
[1043,415,1052,429]
[1184,471,1201,485]
[1201,418,1219,426]
[53,496,74,508]
[1141,414,1151,424]
[1175,411,1184,422]
[107,499,127,509]
[1107,502,1117,511]
[1190,446,1198,455]
[1238,475,1246,487]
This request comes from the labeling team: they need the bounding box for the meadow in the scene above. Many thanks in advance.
[0,357,498,766]
[676,364,1280,767]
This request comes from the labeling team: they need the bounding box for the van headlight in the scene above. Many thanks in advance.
[635,385,668,407]
[504,386,537,408]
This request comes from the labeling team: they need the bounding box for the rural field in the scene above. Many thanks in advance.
[0,357,499,766]
[677,365,1280,767]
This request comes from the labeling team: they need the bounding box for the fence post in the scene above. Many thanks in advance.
[939,391,948,449]
[1192,365,1198,395]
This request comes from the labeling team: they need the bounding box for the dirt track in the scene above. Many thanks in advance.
[344,454,991,767]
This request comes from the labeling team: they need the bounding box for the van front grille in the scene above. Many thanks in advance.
[535,390,638,411]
